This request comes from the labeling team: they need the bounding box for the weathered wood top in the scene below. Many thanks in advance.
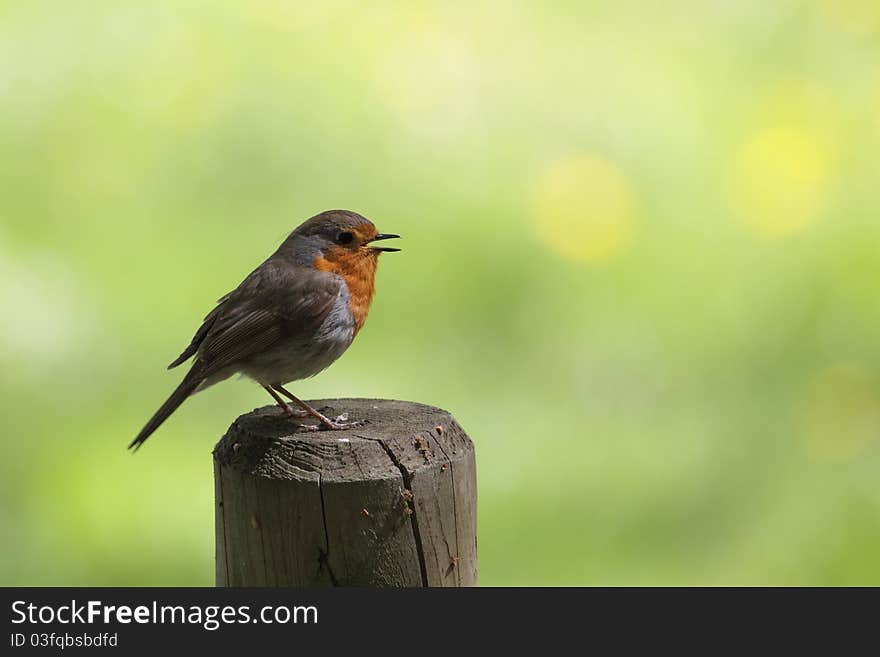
[214,398,473,483]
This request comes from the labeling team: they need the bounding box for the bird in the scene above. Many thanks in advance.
[129,209,400,451]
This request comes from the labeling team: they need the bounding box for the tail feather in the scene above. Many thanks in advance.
[129,368,204,451]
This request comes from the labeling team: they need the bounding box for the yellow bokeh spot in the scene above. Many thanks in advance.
[531,155,635,262]
[729,81,838,239]
[730,127,831,237]
[802,363,880,461]
[818,0,880,35]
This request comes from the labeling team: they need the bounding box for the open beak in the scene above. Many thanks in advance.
[369,233,401,252]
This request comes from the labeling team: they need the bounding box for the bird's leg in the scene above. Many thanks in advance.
[272,385,366,430]
[262,385,309,418]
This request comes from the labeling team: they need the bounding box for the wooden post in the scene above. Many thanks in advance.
[213,398,477,587]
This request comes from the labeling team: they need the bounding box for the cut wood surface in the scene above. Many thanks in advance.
[213,398,477,587]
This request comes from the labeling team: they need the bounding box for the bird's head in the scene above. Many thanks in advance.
[284,210,400,270]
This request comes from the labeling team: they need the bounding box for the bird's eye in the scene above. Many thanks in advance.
[337,231,355,245]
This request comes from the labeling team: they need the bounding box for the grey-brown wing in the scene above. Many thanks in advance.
[193,264,341,378]
[167,292,232,369]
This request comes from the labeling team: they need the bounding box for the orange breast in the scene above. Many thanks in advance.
[314,251,378,335]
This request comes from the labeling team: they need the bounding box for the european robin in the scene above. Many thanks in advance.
[129,209,400,450]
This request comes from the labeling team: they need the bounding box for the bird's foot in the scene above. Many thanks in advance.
[279,405,310,419]
[322,417,369,430]
[295,414,368,432]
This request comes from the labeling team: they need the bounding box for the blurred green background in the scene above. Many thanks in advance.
[2,0,880,586]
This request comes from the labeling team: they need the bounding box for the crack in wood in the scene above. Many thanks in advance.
[317,472,340,586]
[216,462,231,585]
[356,433,430,587]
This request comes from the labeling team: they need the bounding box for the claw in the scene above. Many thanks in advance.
[294,417,369,432]
[280,406,309,419]
[294,418,366,432]
[320,418,367,431]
